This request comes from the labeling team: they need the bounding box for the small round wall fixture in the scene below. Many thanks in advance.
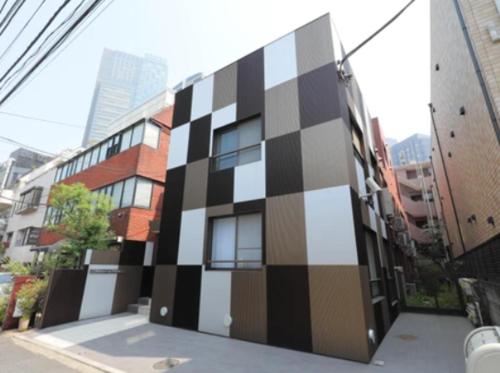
[224,314,232,328]
[160,306,168,317]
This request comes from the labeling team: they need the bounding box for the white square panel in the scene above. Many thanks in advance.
[380,217,387,239]
[304,185,358,265]
[79,265,118,320]
[178,208,206,265]
[369,207,377,232]
[234,142,265,203]
[191,75,214,121]
[167,124,190,170]
[144,241,154,266]
[264,32,298,90]
[210,103,236,155]
[198,269,231,336]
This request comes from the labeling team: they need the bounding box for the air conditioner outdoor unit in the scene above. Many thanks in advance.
[381,188,395,217]
[393,216,407,232]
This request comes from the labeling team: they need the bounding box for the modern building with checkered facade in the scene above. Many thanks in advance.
[151,14,401,363]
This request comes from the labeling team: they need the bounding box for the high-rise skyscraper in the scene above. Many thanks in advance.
[82,49,168,146]
[390,133,431,167]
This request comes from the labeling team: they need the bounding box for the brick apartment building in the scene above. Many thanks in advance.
[430,0,500,277]
[150,15,406,363]
[37,96,173,320]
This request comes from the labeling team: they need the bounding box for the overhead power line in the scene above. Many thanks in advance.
[0,0,88,91]
[0,0,47,62]
[0,0,72,85]
[0,0,108,107]
[2,0,115,104]
[0,1,8,18]
[0,110,83,128]
[0,0,26,38]
[338,0,417,78]
[0,135,56,156]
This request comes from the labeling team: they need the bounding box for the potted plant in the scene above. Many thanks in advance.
[15,278,47,332]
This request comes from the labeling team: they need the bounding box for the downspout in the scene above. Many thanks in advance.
[428,103,467,254]
[452,0,500,143]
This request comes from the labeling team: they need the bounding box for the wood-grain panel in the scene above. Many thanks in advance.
[230,270,267,343]
[172,85,193,128]
[150,265,177,325]
[266,193,307,265]
[213,63,237,111]
[237,49,264,120]
[308,265,371,362]
[112,265,143,314]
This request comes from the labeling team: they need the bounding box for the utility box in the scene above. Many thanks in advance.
[464,326,500,373]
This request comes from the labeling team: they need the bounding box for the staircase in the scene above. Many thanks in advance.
[127,297,151,315]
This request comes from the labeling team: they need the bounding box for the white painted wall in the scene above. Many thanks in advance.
[198,269,231,336]
[79,265,118,320]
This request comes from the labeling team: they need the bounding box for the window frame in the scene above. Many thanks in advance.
[205,210,264,271]
[211,115,262,172]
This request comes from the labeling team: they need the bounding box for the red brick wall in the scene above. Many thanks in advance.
[38,106,172,247]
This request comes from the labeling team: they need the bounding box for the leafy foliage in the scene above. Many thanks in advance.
[47,183,115,268]
[0,295,8,326]
[16,278,48,320]
[0,241,6,258]
[4,261,31,276]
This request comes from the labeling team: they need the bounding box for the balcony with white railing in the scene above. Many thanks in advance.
[0,188,13,212]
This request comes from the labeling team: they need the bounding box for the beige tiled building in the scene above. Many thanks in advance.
[430,0,500,274]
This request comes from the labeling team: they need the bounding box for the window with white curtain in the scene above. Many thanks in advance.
[213,116,261,171]
[121,178,135,207]
[210,213,262,269]
[143,122,160,148]
[134,178,153,208]
[130,123,144,147]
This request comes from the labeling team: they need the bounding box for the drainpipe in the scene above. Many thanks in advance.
[428,103,467,254]
[451,0,500,143]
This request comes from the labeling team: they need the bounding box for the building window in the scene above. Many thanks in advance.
[14,229,28,246]
[212,116,261,171]
[209,213,262,269]
[121,178,135,207]
[143,122,160,148]
[406,170,418,179]
[111,181,123,208]
[134,178,153,208]
[55,120,159,182]
[16,187,43,214]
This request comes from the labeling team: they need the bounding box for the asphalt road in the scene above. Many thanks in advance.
[0,333,83,373]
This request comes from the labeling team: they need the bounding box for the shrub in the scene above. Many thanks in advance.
[4,261,31,276]
[0,296,8,326]
[16,279,48,320]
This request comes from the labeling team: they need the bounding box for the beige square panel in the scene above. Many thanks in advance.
[308,265,371,362]
[301,119,354,191]
[266,192,307,265]
[295,15,335,76]
[264,79,300,140]
[213,63,237,111]
[230,269,267,343]
[183,159,209,211]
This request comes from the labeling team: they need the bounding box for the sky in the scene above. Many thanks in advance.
[0,0,430,160]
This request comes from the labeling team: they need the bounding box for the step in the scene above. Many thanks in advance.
[127,304,151,315]
[137,297,151,306]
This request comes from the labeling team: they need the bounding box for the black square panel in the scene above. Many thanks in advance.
[298,62,342,129]
[207,168,234,207]
[267,265,312,352]
[237,49,264,120]
[157,167,185,265]
[266,131,303,197]
[187,114,211,163]
[172,86,193,128]
[172,265,202,330]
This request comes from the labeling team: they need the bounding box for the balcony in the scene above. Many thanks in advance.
[0,189,13,212]
[401,195,428,218]
[408,222,432,244]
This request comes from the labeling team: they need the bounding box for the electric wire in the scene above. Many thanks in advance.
[0,0,87,90]
[0,0,8,18]
[0,135,55,156]
[0,0,106,106]
[0,0,72,85]
[0,0,26,38]
[339,0,416,74]
[0,110,82,128]
[0,0,47,62]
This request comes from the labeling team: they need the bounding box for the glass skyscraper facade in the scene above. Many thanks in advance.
[390,133,431,167]
[82,49,167,146]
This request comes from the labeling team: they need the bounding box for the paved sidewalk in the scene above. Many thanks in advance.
[16,312,473,373]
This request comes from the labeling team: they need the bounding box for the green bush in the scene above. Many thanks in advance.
[4,261,31,276]
[16,279,48,320]
[0,296,8,326]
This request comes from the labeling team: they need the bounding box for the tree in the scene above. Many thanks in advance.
[47,183,115,268]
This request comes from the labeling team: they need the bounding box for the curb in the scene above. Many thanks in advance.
[12,333,125,373]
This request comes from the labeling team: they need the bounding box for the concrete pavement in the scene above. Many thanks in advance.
[15,312,473,373]
[0,332,96,372]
